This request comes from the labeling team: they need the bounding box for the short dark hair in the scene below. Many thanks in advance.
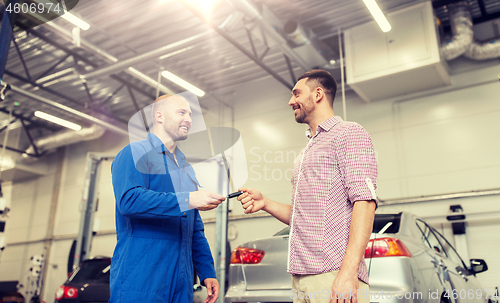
[297,69,337,106]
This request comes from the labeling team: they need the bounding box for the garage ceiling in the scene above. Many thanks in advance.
[1,0,499,150]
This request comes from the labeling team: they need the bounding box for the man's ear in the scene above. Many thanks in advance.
[314,87,325,103]
[155,111,162,124]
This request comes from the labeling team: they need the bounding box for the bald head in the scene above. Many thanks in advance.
[151,94,189,125]
[151,94,193,144]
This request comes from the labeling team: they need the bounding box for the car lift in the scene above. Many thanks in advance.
[73,153,115,269]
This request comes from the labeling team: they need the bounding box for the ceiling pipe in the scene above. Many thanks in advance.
[226,0,311,72]
[1,80,130,137]
[441,1,474,61]
[24,124,105,156]
[283,20,336,67]
[441,1,500,61]
[81,31,212,81]
[465,39,500,60]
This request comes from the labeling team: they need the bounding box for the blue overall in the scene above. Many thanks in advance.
[109,132,216,303]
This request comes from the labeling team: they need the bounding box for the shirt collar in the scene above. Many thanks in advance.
[305,116,343,138]
[147,132,165,153]
[147,132,187,164]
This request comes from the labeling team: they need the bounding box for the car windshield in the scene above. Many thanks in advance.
[273,213,402,236]
[70,259,111,284]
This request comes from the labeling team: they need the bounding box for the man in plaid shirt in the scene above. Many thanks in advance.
[238,69,378,303]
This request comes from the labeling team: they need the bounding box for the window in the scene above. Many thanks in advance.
[70,259,111,284]
[415,220,429,245]
[416,220,445,255]
[373,213,401,234]
[433,229,467,269]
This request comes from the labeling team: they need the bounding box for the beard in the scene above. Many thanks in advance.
[164,124,190,142]
[175,127,189,141]
[295,96,315,123]
[176,132,188,141]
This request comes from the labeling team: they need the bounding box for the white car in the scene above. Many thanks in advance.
[225,212,495,303]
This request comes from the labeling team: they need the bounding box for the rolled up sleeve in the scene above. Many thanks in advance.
[336,123,378,208]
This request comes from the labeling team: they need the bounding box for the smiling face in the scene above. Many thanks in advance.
[154,95,192,142]
[288,78,315,124]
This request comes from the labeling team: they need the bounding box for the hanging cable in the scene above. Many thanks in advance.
[338,28,347,121]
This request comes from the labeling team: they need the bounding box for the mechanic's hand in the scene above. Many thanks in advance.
[189,190,225,211]
[203,278,219,303]
[237,188,266,214]
[330,272,359,303]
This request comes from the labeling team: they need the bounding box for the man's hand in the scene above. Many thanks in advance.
[189,190,225,211]
[330,273,359,303]
[237,188,266,214]
[203,278,219,303]
[237,188,292,224]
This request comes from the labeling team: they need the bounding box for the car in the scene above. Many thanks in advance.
[54,256,213,303]
[54,257,110,303]
[225,212,494,303]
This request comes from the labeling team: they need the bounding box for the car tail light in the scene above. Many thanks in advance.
[364,237,412,258]
[230,247,265,264]
[55,285,78,300]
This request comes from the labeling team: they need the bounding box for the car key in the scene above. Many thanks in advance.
[228,191,244,199]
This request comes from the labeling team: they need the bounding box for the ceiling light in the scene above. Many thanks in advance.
[161,71,205,97]
[60,12,90,31]
[362,0,391,32]
[129,68,175,95]
[184,0,218,17]
[33,0,90,30]
[34,111,82,131]
[0,157,15,171]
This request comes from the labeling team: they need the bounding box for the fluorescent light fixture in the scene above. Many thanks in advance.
[362,0,391,32]
[185,0,218,17]
[0,157,15,171]
[34,111,82,131]
[33,0,90,30]
[60,12,90,31]
[129,68,175,95]
[161,71,205,97]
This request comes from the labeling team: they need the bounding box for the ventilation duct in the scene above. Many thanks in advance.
[283,20,335,67]
[24,124,105,156]
[441,1,500,61]
[283,21,310,47]
[465,36,500,60]
[441,1,474,60]
[226,0,311,70]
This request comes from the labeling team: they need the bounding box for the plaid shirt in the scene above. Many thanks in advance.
[288,116,378,285]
